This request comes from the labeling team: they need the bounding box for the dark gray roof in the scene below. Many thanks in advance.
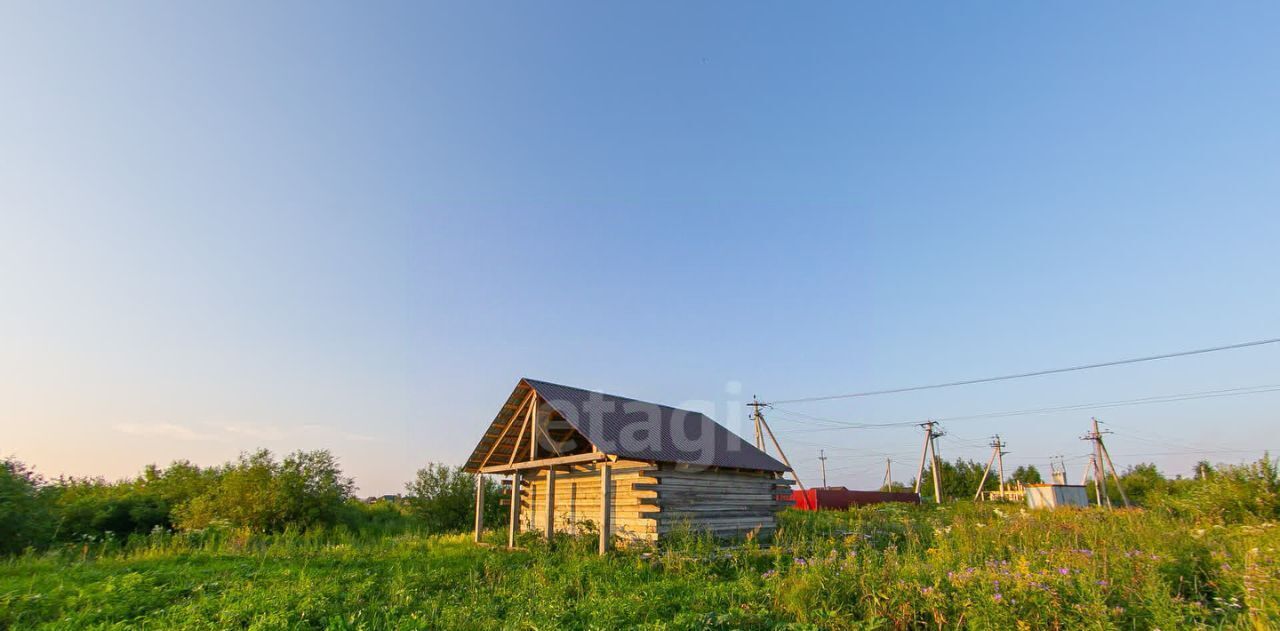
[463,378,788,473]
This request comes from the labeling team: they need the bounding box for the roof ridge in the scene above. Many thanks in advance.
[521,377,710,418]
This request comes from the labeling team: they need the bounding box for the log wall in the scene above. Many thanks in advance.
[521,460,660,544]
[517,461,791,544]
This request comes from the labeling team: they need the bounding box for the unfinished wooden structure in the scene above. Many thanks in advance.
[463,378,793,552]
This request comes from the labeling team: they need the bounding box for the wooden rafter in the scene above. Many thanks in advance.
[477,390,536,470]
[508,394,536,465]
[535,408,566,457]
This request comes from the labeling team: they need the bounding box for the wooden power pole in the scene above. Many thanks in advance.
[749,399,805,492]
[914,421,945,503]
[818,449,828,488]
[748,397,766,453]
[883,458,893,492]
[973,435,1007,501]
[1081,417,1130,508]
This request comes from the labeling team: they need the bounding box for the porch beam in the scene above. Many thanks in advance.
[480,452,609,475]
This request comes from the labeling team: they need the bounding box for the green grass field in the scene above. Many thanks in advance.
[3,503,1277,630]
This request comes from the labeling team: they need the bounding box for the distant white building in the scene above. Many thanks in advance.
[1024,483,1089,509]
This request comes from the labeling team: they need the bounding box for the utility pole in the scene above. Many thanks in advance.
[883,458,893,492]
[995,435,1007,494]
[818,449,828,488]
[914,421,945,503]
[1083,453,1103,506]
[973,435,1008,501]
[930,428,944,504]
[748,397,767,453]
[749,398,805,492]
[1081,418,1129,508]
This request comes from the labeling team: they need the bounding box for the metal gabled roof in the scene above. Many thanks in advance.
[463,378,789,473]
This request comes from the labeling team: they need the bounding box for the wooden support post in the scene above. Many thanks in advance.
[758,407,805,491]
[1087,455,1103,506]
[748,397,766,452]
[1089,418,1112,508]
[544,467,556,540]
[599,463,612,554]
[914,423,932,494]
[974,447,997,501]
[996,436,1007,493]
[929,433,943,504]
[507,471,522,548]
[473,474,485,543]
[1099,440,1130,507]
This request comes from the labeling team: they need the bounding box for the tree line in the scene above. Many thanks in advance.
[4,450,1276,556]
[0,450,503,556]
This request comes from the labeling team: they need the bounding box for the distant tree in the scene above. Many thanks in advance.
[0,458,53,554]
[277,450,356,528]
[176,449,354,532]
[406,463,502,532]
[52,479,169,539]
[1010,465,1043,485]
[1114,462,1167,506]
[140,460,218,509]
[913,458,996,501]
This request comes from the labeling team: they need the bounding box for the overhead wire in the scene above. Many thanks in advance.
[769,337,1280,404]
[769,383,1280,434]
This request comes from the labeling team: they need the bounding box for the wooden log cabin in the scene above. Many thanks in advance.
[462,378,793,552]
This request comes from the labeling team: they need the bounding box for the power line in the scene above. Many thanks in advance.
[771,383,1280,433]
[769,337,1280,404]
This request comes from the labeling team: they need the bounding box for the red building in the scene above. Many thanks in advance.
[789,487,920,511]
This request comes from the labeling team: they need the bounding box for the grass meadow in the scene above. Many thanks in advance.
[3,502,1277,630]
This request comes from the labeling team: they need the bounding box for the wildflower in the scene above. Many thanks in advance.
[794,557,808,566]
[1058,568,1070,575]
[1097,580,1109,586]
[993,593,1003,603]
[762,570,777,579]
[921,586,935,595]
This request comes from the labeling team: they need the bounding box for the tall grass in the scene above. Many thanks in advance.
[3,502,1277,630]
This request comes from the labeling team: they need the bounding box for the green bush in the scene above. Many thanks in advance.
[1152,454,1280,523]
[0,457,53,554]
[405,463,502,532]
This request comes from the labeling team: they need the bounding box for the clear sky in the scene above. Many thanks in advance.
[3,3,1278,494]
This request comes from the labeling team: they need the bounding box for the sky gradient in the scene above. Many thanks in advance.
[3,3,1278,494]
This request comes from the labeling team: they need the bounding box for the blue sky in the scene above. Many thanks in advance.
[2,3,1278,493]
